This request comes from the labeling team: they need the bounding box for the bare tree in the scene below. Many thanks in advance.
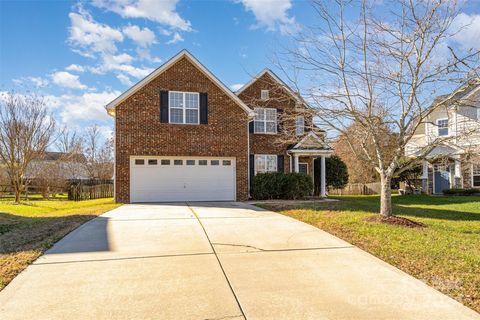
[56,126,84,156]
[55,126,86,181]
[96,136,114,181]
[238,73,323,145]
[0,91,56,203]
[334,122,397,183]
[29,159,65,199]
[277,0,479,216]
[83,125,114,182]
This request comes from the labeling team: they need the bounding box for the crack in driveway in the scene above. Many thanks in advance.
[212,242,354,253]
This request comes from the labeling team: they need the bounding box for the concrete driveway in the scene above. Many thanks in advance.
[1,202,478,320]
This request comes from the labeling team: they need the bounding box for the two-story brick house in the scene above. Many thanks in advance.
[106,50,332,203]
[405,79,480,194]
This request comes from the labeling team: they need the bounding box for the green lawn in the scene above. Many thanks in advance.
[0,197,121,290]
[260,195,480,313]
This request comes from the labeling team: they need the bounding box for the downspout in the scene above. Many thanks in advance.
[288,153,292,173]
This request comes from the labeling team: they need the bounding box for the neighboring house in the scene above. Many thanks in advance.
[405,80,480,194]
[106,50,332,203]
[26,151,89,181]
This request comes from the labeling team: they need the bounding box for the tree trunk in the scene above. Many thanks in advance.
[379,174,393,217]
[14,188,21,203]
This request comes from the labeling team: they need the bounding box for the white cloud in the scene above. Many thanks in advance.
[90,53,152,78]
[239,0,300,34]
[65,64,85,72]
[29,77,49,87]
[159,28,172,36]
[230,83,244,91]
[123,25,156,47]
[104,53,134,65]
[166,32,183,44]
[46,90,121,126]
[92,0,191,31]
[68,7,123,56]
[136,48,162,63]
[12,79,23,86]
[11,76,49,88]
[51,71,88,90]
[116,74,133,86]
[450,13,480,50]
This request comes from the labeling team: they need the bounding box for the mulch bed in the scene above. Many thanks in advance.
[364,215,427,228]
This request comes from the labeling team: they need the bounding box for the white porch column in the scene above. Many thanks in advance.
[454,159,462,188]
[422,159,428,193]
[320,155,326,197]
[294,154,299,173]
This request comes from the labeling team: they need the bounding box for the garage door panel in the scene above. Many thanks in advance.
[130,157,236,202]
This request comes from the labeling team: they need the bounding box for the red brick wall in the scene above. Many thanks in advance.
[115,57,249,203]
[238,72,313,175]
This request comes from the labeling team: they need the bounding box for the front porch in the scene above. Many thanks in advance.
[421,157,463,194]
[288,132,333,197]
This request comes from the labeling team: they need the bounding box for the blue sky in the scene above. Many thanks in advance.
[1,0,479,140]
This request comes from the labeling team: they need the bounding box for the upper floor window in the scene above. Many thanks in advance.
[169,91,199,124]
[437,118,449,136]
[473,164,480,187]
[296,116,305,136]
[255,154,277,174]
[261,90,269,100]
[254,108,277,134]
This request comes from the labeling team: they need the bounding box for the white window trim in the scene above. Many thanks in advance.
[254,154,277,174]
[296,115,305,136]
[261,90,269,100]
[436,118,449,137]
[299,162,309,174]
[169,91,200,125]
[254,107,277,134]
[472,164,480,188]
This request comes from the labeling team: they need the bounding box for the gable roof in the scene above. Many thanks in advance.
[235,68,304,104]
[291,131,331,150]
[105,50,255,117]
[427,78,480,114]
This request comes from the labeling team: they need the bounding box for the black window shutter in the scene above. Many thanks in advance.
[249,154,255,189]
[160,91,169,123]
[249,121,254,133]
[277,155,284,172]
[276,108,283,133]
[200,92,208,124]
[304,117,312,132]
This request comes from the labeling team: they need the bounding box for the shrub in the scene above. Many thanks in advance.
[442,188,480,196]
[251,172,313,200]
[251,172,285,200]
[282,173,314,199]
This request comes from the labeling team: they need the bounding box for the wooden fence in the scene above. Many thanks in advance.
[68,184,114,201]
[328,182,381,196]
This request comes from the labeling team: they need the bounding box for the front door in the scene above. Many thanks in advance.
[434,165,450,194]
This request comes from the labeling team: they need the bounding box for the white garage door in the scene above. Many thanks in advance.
[130,157,236,202]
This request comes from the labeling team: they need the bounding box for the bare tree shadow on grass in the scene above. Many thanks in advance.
[276,195,480,222]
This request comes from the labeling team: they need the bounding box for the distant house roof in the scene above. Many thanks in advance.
[40,151,86,162]
[431,78,480,111]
